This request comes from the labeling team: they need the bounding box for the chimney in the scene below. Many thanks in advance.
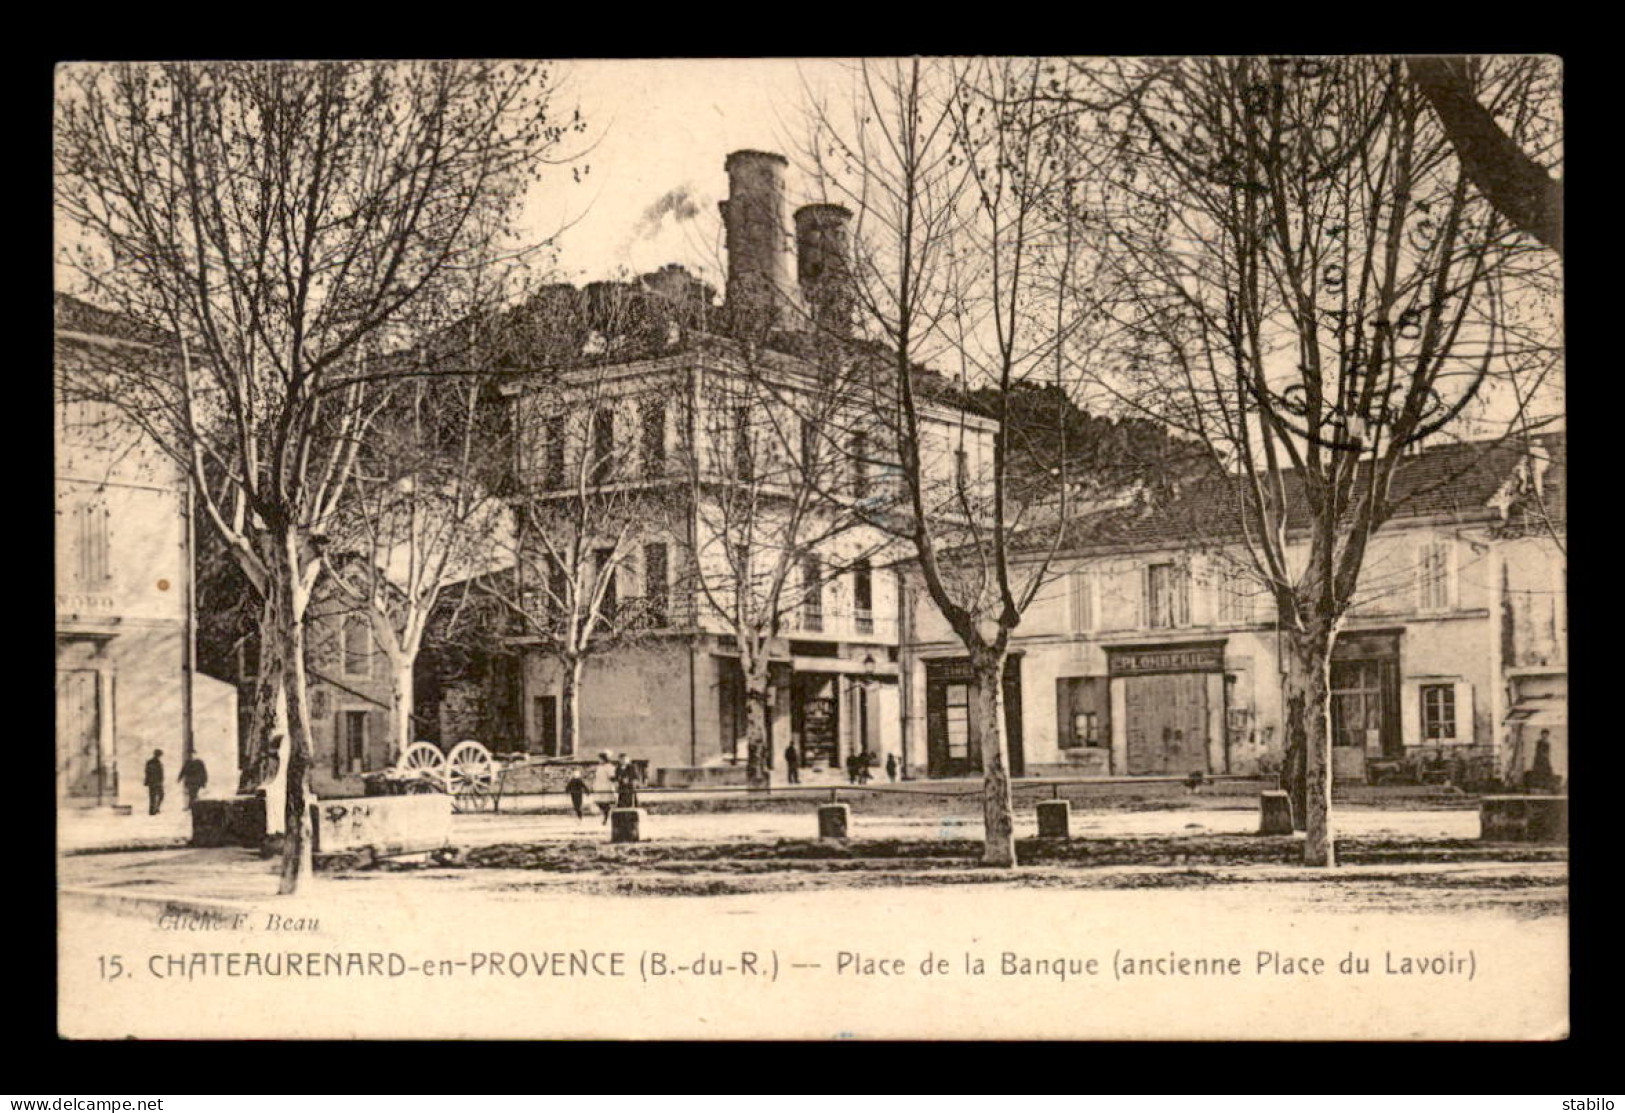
[719,150,804,336]
[795,203,854,338]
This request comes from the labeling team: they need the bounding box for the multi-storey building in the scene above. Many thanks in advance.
[902,435,1567,787]
[55,294,239,808]
[489,150,996,784]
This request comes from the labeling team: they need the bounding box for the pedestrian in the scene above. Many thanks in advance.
[1528,729,1558,792]
[594,752,617,824]
[783,744,800,785]
[615,753,641,809]
[144,749,165,815]
[564,772,588,821]
[885,753,898,783]
[178,754,209,810]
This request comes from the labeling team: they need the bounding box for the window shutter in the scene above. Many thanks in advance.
[1444,540,1459,610]
[1400,679,1421,749]
[1070,570,1093,633]
[1451,681,1474,744]
[333,712,345,778]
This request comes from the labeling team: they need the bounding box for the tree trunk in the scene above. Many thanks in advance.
[1282,629,1336,867]
[269,537,315,895]
[390,654,415,765]
[560,656,583,758]
[973,647,1016,867]
[240,589,290,835]
[743,653,772,791]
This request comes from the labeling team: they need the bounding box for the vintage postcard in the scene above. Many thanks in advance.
[55,55,1566,1040]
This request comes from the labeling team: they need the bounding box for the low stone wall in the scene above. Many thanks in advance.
[310,795,452,855]
[496,759,598,795]
[657,764,751,789]
[1480,795,1567,843]
[191,795,267,848]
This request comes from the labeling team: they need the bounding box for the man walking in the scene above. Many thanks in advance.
[178,754,209,810]
[144,749,165,815]
[783,743,800,785]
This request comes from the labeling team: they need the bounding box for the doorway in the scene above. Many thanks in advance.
[534,695,559,756]
[57,669,104,801]
[1124,672,1208,775]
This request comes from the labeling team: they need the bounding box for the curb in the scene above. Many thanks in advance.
[59,885,262,921]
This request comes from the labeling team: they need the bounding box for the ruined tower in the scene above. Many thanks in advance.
[794,202,855,339]
[719,150,805,336]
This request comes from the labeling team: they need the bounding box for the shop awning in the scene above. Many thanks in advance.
[1502,699,1567,726]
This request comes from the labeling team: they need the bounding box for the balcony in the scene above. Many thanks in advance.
[790,605,896,643]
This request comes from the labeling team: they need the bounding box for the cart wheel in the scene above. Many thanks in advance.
[448,740,495,813]
[399,741,448,792]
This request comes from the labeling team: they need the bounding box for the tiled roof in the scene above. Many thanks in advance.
[54,292,172,347]
[1011,435,1565,555]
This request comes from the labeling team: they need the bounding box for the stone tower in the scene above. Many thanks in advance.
[719,150,805,336]
[794,202,855,338]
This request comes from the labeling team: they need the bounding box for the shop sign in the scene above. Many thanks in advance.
[1108,643,1225,676]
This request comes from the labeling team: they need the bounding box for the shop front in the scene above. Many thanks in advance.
[923,655,1025,779]
[1107,641,1226,776]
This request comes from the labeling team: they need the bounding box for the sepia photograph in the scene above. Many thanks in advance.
[53,55,1566,1041]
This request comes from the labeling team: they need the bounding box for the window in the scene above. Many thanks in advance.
[1146,562,1189,628]
[71,501,111,584]
[955,446,969,491]
[1332,660,1384,749]
[850,432,869,498]
[644,542,669,627]
[945,683,970,760]
[1069,570,1094,633]
[733,405,753,482]
[342,615,372,678]
[801,555,823,631]
[1421,683,1456,740]
[1417,540,1454,612]
[1218,567,1256,625]
[1073,711,1100,747]
[593,548,617,617]
[853,558,874,634]
[801,417,819,476]
[339,710,367,775]
[547,558,569,619]
[591,408,615,486]
[543,414,566,489]
[641,400,667,479]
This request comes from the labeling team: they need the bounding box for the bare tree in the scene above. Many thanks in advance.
[321,369,511,764]
[480,363,672,757]
[1073,55,1561,865]
[1406,56,1563,257]
[803,58,1097,865]
[675,343,885,789]
[55,60,582,892]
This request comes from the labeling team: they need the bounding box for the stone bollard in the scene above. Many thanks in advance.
[817,803,850,840]
[1036,799,1071,839]
[1259,791,1294,835]
[610,808,645,844]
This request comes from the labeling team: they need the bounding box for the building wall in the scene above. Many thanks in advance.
[903,516,1549,781]
[524,640,697,770]
[56,390,214,805]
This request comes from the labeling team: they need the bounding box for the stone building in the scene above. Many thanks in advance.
[54,294,239,808]
[452,150,996,785]
[902,435,1568,787]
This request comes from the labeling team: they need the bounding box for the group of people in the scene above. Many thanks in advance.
[781,745,899,786]
[563,752,642,822]
[142,749,209,816]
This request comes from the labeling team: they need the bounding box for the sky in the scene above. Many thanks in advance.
[519,58,857,289]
